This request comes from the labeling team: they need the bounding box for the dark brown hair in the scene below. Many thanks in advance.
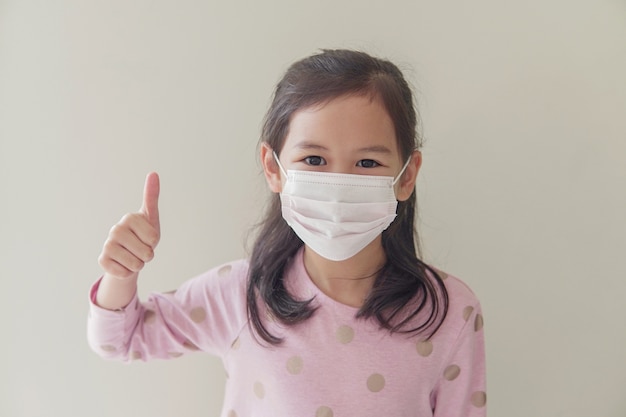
[247,49,448,344]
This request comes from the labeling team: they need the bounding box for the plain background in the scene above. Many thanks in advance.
[1,0,625,416]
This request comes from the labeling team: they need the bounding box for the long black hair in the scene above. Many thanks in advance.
[247,49,448,344]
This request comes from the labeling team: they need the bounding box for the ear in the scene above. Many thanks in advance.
[260,142,283,193]
[395,150,422,201]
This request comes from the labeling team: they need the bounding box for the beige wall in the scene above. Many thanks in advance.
[1,1,625,416]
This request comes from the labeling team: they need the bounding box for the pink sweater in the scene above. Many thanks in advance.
[88,249,486,416]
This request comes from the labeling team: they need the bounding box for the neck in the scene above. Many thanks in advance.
[303,237,387,308]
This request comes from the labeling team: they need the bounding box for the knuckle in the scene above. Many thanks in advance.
[148,232,160,247]
[108,224,125,240]
[132,259,145,272]
[98,256,118,275]
[102,239,117,254]
[120,212,141,227]
[97,253,108,268]
[120,212,134,222]
[123,254,143,272]
[144,249,155,262]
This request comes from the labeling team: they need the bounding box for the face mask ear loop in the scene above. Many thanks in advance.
[272,151,289,179]
[392,155,412,186]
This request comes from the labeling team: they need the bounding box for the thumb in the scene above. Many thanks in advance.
[140,172,160,230]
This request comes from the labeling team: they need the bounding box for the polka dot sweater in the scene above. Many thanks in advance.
[88,249,486,416]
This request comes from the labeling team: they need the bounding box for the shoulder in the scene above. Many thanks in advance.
[182,258,249,288]
[173,258,250,309]
[433,268,481,308]
[427,267,484,339]
[169,258,251,354]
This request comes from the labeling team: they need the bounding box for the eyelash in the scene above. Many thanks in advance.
[303,156,326,166]
[356,159,380,168]
[302,156,381,168]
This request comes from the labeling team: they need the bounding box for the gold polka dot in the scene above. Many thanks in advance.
[336,325,354,344]
[286,356,304,375]
[316,406,334,417]
[253,381,265,399]
[231,337,241,350]
[474,314,484,331]
[444,365,461,381]
[143,309,156,324]
[183,340,199,351]
[366,373,385,392]
[462,306,474,321]
[227,410,238,417]
[100,345,116,353]
[471,391,487,407]
[218,264,232,277]
[416,340,433,357]
[190,307,207,323]
[168,352,183,358]
[436,269,449,280]
[131,351,142,361]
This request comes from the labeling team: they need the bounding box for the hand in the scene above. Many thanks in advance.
[98,172,161,279]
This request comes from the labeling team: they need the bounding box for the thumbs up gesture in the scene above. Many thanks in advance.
[98,173,161,280]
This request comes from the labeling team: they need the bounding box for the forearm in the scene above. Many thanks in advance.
[95,272,139,310]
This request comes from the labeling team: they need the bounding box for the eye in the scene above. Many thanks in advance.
[303,156,326,166]
[356,159,380,168]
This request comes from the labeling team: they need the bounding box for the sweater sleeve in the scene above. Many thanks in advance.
[87,260,249,362]
[431,300,487,416]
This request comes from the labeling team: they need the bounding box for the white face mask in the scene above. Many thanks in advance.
[274,152,411,261]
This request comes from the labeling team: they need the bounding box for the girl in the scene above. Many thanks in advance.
[89,49,486,417]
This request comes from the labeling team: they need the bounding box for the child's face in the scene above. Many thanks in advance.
[262,93,421,201]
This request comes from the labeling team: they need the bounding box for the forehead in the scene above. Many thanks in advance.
[283,94,399,155]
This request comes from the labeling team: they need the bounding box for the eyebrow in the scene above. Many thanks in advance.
[294,142,328,151]
[356,145,392,154]
[293,141,392,154]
